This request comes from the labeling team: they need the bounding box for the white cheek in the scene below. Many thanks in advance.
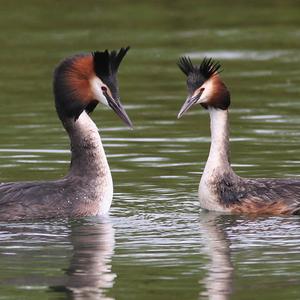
[197,79,214,104]
[90,77,109,107]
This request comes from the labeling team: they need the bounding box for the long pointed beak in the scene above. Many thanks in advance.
[177,93,201,119]
[104,92,133,128]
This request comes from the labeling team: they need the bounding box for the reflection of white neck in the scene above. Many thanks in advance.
[67,219,116,299]
[199,213,233,300]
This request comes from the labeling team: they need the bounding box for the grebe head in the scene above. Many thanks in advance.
[177,57,230,118]
[53,47,132,127]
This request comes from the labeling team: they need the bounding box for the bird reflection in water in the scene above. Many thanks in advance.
[199,212,233,300]
[64,217,116,300]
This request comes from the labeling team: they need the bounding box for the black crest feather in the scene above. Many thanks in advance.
[177,56,194,76]
[93,47,130,79]
[177,56,222,93]
[92,47,130,101]
[177,56,221,79]
[199,57,222,79]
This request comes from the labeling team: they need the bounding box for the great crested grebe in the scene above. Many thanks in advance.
[0,47,132,221]
[177,56,300,215]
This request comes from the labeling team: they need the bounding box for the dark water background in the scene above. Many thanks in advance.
[0,1,300,299]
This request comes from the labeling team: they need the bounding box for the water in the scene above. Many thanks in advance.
[0,0,300,299]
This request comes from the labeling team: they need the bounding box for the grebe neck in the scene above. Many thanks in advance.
[199,108,233,211]
[205,108,231,172]
[63,111,111,180]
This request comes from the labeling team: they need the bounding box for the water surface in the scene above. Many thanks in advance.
[0,1,300,299]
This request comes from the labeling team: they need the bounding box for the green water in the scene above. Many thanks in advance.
[0,0,300,299]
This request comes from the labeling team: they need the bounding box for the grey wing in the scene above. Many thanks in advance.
[0,180,71,220]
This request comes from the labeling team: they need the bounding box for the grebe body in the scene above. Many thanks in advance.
[177,57,300,215]
[0,47,132,221]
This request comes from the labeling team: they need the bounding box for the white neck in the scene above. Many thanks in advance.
[198,108,233,211]
[205,108,231,173]
[64,112,113,215]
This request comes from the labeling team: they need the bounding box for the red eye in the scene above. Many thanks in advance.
[101,86,107,92]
